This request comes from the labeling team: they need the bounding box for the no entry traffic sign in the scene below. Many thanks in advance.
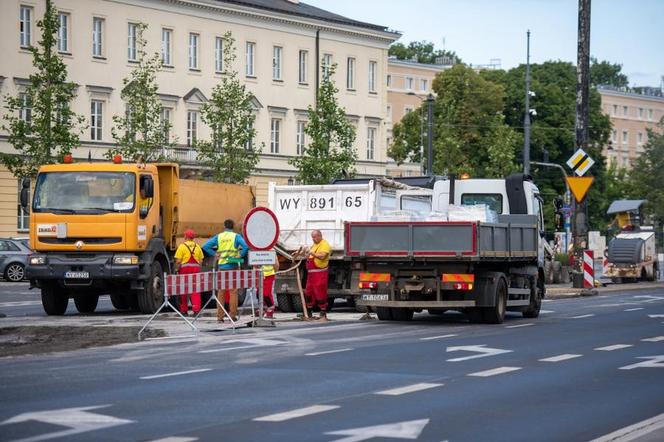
[243,207,280,251]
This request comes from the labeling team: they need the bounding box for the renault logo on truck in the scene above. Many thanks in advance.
[75,240,84,250]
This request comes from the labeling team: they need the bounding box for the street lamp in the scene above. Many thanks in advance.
[407,92,435,176]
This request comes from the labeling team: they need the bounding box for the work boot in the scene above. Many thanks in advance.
[265,308,274,319]
[318,312,329,322]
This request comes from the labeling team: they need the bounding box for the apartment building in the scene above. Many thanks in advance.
[0,0,401,237]
[599,85,664,169]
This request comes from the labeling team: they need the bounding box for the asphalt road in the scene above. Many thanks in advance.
[0,283,663,442]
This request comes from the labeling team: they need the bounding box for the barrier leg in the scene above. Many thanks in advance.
[253,271,275,328]
[138,273,198,340]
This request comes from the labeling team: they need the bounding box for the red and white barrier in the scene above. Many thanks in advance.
[583,250,594,289]
[166,272,214,297]
[215,269,262,290]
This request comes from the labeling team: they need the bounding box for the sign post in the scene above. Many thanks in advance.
[243,207,280,327]
[566,148,594,290]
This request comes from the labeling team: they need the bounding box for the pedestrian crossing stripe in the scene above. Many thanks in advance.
[566,148,595,176]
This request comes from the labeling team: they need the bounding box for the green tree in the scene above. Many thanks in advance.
[389,64,518,177]
[198,32,260,183]
[628,119,664,227]
[107,23,171,162]
[289,63,357,185]
[389,40,461,65]
[1,0,84,178]
[590,58,629,88]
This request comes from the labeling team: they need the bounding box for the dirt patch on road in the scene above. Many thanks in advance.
[0,326,165,357]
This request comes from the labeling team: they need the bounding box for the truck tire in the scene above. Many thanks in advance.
[376,307,393,321]
[291,293,304,314]
[390,308,413,321]
[483,277,507,324]
[138,261,164,314]
[41,283,68,316]
[110,292,129,310]
[326,298,336,312]
[276,293,293,312]
[522,277,542,318]
[74,294,99,314]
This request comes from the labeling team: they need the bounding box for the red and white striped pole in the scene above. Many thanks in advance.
[583,250,594,289]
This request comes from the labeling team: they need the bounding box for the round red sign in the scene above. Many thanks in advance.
[243,207,280,251]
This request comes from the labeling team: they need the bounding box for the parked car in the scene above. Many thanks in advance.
[0,238,31,282]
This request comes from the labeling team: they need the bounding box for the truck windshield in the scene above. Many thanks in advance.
[461,193,503,214]
[33,172,136,214]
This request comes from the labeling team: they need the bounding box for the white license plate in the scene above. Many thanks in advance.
[361,294,389,301]
[65,271,89,279]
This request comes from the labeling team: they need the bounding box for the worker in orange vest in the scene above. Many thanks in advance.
[174,229,204,315]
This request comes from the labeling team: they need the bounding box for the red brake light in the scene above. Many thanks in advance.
[63,154,73,164]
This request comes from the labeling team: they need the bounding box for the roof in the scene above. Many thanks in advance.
[607,200,647,215]
[212,0,393,33]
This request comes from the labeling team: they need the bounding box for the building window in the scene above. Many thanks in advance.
[386,74,392,87]
[299,50,308,84]
[245,120,254,150]
[92,17,104,57]
[127,23,138,61]
[18,93,31,122]
[90,100,103,141]
[612,104,617,115]
[386,105,392,120]
[270,118,281,153]
[420,79,428,91]
[368,61,377,93]
[296,121,306,155]
[622,130,628,144]
[346,57,355,90]
[322,54,332,79]
[188,33,199,70]
[623,105,628,116]
[187,111,198,147]
[19,5,32,48]
[161,108,171,143]
[215,37,224,73]
[246,42,255,77]
[404,106,414,114]
[17,180,29,232]
[611,129,617,143]
[648,109,653,120]
[638,107,644,119]
[406,76,414,90]
[57,12,69,53]
[273,46,282,80]
[637,131,643,145]
[366,127,376,160]
[161,28,172,66]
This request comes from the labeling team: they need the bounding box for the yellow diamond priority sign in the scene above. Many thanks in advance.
[566,176,594,202]
[566,148,595,176]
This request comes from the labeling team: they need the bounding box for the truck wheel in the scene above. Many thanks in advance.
[41,283,68,316]
[291,293,304,314]
[522,277,542,318]
[74,294,99,314]
[326,298,336,312]
[276,293,293,312]
[390,308,413,321]
[376,307,393,321]
[483,277,507,324]
[138,261,164,314]
[110,292,129,310]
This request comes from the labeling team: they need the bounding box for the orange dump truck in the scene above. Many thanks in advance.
[23,161,254,315]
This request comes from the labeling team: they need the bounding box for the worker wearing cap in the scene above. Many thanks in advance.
[203,219,248,321]
[305,230,331,321]
[261,252,280,318]
[174,229,204,315]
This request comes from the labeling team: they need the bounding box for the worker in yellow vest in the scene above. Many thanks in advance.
[261,253,280,318]
[203,219,248,321]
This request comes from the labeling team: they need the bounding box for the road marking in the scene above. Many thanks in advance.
[150,438,198,442]
[619,356,664,370]
[198,338,285,354]
[540,310,555,314]
[570,314,595,319]
[0,300,41,307]
[594,344,633,351]
[648,314,664,318]
[468,366,522,377]
[505,323,535,329]
[140,368,212,380]
[642,336,664,342]
[254,405,340,422]
[374,383,443,396]
[624,308,644,312]
[325,419,430,442]
[446,345,512,362]
[420,334,458,341]
[539,354,583,362]
[305,348,353,356]
[590,412,664,442]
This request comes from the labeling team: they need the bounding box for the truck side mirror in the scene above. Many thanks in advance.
[140,175,154,199]
[20,178,30,208]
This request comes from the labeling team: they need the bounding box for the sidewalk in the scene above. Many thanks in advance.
[546,281,664,299]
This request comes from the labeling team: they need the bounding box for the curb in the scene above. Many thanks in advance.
[546,282,664,300]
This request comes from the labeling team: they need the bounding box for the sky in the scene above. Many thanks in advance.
[305,0,664,87]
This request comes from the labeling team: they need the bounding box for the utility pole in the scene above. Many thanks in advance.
[523,30,531,176]
[426,93,434,176]
[573,0,591,288]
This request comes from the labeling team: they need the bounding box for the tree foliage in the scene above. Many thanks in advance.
[389,40,461,65]
[590,58,629,88]
[107,23,171,162]
[289,63,357,185]
[198,32,260,183]
[1,0,84,178]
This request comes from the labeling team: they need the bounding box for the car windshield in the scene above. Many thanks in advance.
[33,172,136,214]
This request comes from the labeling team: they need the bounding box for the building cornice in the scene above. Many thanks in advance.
[598,88,664,104]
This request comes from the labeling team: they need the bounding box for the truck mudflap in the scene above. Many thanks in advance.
[26,253,140,285]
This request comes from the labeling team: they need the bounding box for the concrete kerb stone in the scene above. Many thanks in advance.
[546,281,664,300]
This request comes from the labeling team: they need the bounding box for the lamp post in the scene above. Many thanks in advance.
[407,92,435,176]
